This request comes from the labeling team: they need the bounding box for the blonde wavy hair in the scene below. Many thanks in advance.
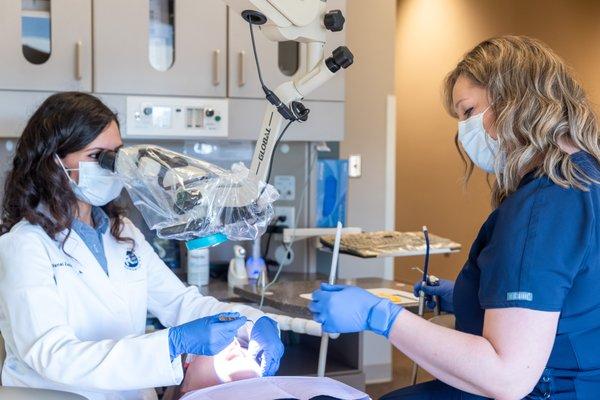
[443,35,600,207]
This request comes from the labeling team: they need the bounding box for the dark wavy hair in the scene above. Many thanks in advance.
[0,92,132,247]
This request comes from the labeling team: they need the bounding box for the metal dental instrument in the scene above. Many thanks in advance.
[317,221,343,377]
[218,315,238,322]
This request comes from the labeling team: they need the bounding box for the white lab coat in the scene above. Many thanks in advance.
[0,218,266,400]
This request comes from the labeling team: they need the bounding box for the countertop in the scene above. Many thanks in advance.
[233,274,418,319]
[174,270,419,319]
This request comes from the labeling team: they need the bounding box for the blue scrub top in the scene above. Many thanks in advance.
[454,151,600,399]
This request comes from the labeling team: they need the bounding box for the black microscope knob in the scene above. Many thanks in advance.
[324,10,345,32]
[326,46,354,73]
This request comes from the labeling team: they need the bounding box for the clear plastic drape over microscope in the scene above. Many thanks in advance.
[112,145,279,242]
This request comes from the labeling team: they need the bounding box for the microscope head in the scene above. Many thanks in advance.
[96,145,279,246]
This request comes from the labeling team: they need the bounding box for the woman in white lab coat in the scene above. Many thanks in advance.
[0,92,284,400]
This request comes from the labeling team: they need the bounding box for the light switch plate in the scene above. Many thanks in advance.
[348,154,362,178]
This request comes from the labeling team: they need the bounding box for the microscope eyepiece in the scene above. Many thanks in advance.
[98,149,117,172]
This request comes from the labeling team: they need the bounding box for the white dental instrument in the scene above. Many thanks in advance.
[317,221,343,377]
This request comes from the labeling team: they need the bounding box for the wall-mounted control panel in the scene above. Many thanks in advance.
[125,96,228,139]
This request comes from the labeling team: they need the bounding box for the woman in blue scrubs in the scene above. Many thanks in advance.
[309,35,600,399]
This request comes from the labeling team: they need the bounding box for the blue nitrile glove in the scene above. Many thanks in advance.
[413,279,455,313]
[168,312,247,359]
[309,283,403,337]
[248,316,285,376]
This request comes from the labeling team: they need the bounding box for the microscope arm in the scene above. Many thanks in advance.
[92,1,352,247]
[223,0,353,183]
[250,58,340,181]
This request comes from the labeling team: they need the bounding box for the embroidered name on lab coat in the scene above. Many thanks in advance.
[507,291,533,301]
[51,262,82,280]
[52,262,74,269]
[124,250,140,270]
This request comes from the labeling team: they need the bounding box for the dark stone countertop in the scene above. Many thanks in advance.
[173,269,243,301]
[233,274,418,319]
[173,269,419,319]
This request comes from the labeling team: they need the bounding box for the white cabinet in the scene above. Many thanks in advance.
[93,0,227,97]
[0,0,92,92]
[228,0,346,101]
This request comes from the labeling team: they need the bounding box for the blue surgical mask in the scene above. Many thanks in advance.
[56,155,123,206]
[457,106,500,174]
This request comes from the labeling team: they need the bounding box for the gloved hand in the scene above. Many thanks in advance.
[168,312,247,359]
[309,283,403,337]
[248,316,285,377]
[413,279,455,313]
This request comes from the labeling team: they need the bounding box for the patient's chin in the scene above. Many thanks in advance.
[180,341,261,393]
[228,367,261,381]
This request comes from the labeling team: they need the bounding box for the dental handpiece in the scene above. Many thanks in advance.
[218,315,254,324]
[417,226,431,318]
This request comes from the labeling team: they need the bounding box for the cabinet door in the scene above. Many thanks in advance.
[93,0,227,97]
[0,0,92,92]
[228,0,346,101]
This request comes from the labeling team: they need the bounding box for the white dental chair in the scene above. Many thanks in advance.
[0,334,87,399]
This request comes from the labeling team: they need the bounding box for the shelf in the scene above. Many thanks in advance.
[319,246,460,258]
[319,230,461,259]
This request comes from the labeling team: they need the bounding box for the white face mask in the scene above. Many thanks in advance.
[457,106,500,174]
[56,156,124,206]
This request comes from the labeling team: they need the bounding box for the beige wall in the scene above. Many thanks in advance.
[342,0,396,233]
[395,0,600,282]
[342,0,397,280]
[342,0,397,383]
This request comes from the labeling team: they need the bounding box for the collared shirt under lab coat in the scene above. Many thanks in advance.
[0,217,266,400]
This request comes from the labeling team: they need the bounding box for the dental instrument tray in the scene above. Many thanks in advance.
[319,231,461,258]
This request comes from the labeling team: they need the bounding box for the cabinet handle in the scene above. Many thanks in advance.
[75,41,83,81]
[213,49,221,86]
[238,51,246,87]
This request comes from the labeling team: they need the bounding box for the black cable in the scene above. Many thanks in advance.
[263,230,274,259]
[248,20,299,122]
[257,119,294,200]
[261,217,280,260]
[264,120,294,184]
[261,229,274,281]
[247,20,295,190]
[249,22,267,90]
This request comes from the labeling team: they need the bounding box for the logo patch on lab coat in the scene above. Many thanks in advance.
[507,291,533,301]
[124,250,140,270]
